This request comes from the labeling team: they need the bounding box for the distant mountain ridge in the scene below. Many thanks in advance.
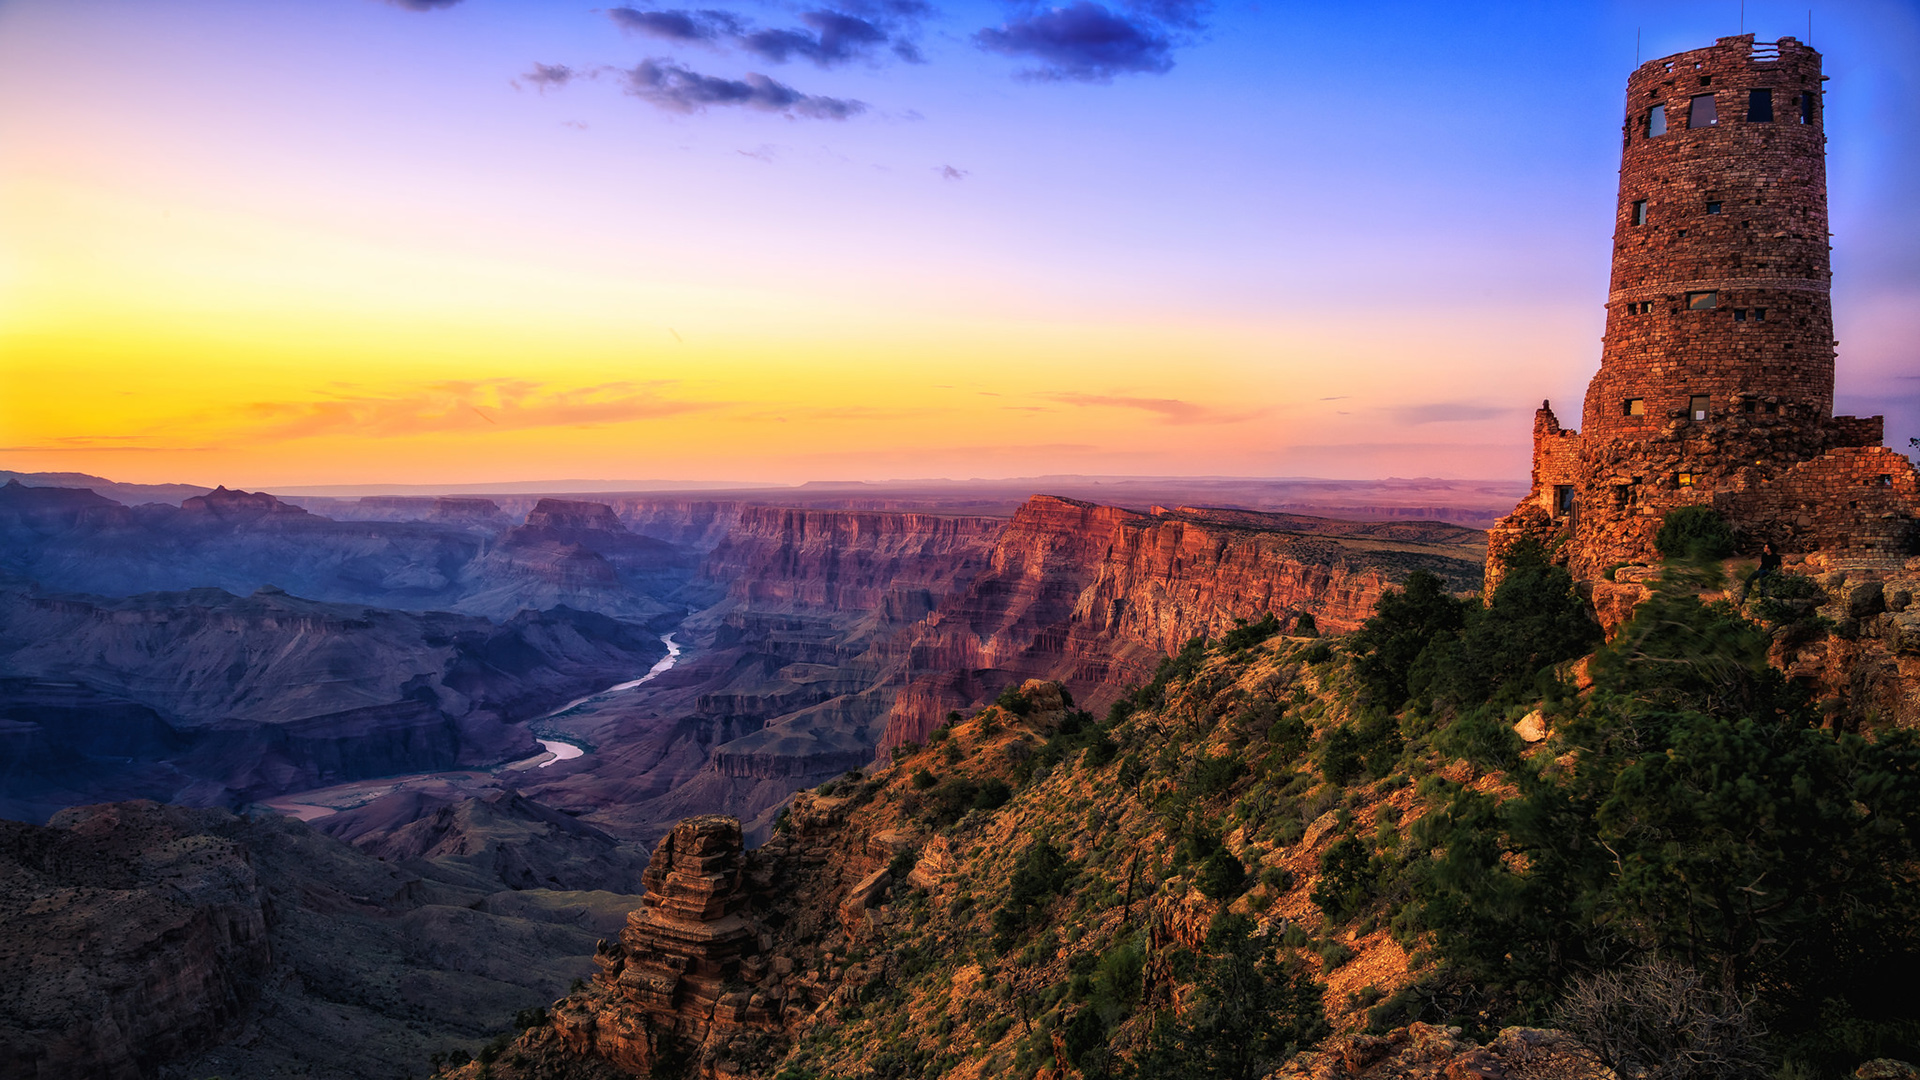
[0,470,213,506]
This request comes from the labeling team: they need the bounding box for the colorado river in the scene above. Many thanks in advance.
[532,632,681,767]
[261,632,685,817]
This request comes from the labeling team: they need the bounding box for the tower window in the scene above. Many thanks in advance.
[1800,91,1815,123]
[1689,94,1718,128]
[1754,307,1767,321]
[1689,395,1711,421]
[1553,485,1574,515]
[1686,291,1717,310]
[1706,201,1722,214]
[1624,398,1645,417]
[1631,200,1648,225]
[1648,105,1667,136]
[1748,88,1773,121]
[1677,472,1695,487]
[1734,309,1747,322]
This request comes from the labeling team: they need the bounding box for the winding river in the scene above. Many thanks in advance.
[530,632,682,767]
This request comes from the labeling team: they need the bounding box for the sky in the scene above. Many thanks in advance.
[1,0,1915,490]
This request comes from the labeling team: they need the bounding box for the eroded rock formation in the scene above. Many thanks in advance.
[877,497,1485,749]
[554,816,780,1073]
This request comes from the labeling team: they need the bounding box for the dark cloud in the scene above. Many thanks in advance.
[975,2,1173,81]
[383,0,464,9]
[936,164,968,180]
[608,7,744,43]
[518,63,577,92]
[621,60,866,118]
[611,3,924,69]
[741,11,894,66]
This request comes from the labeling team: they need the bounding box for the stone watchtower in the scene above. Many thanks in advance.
[1490,35,1918,587]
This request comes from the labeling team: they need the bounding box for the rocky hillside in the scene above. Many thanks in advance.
[515,496,1485,852]
[0,800,648,1080]
[451,548,1920,1080]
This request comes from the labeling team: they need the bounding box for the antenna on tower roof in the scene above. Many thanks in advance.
[1741,0,1745,34]
[1636,27,1641,64]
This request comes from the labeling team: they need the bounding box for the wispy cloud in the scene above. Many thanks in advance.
[936,164,968,180]
[620,59,866,118]
[1041,392,1266,425]
[515,62,579,92]
[610,7,745,43]
[224,380,716,442]
[1389,402,1523,425]
[382,0,464,10]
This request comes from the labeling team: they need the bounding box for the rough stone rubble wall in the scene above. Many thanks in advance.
[1486,35,1919,590]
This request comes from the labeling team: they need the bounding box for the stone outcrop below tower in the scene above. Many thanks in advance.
[1490,35,1918,587]
[551,816,786,1073]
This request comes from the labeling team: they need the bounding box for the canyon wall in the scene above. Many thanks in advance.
[876,497,1487,751]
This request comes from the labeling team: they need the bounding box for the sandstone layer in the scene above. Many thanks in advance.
[877,497,1485,749]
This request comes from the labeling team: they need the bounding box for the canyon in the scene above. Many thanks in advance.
[1,475,1487,844]
[0,470,1489,1079]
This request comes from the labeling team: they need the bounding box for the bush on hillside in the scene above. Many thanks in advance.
[1655,505,1736,561]
[1412,577,1920,1071]
[1555,959,1769,1080]
[1414,542,1599,709]
[1128,914,1328,1080]
[1348,571,1472,709]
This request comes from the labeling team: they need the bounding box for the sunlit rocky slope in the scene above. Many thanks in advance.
[445,548,1920,1080]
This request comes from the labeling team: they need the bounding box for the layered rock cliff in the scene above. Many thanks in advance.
[696,507,1003,648]
[0,585,669,817]
[876,497,1486,750]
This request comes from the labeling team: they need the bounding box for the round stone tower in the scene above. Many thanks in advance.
[1585,34,1830,443]
[1570,34,1841,576]
[1487,34,1918,588]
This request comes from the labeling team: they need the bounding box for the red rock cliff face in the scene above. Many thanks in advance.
[879,497,1483,752]
[701,507,1003,625]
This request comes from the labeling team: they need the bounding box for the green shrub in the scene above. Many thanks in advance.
[1414,544,1599,710]
[912,767,937,789]
[1348,571,1472,709]
[1084,735,1119,768]
[1310,836,1376,922]
[1196,849,1248,901]
[1220,612,1284,652]
[1188,752,1248,798]
[1655,505,1736,561]
[1316,940,1356,972]
[1319,725,1363,785]
[973,778,1012,811]
[1131,915,1329,1079]
[996,683,1033,716]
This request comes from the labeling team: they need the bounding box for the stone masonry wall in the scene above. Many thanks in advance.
[1487,35,1920,590]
